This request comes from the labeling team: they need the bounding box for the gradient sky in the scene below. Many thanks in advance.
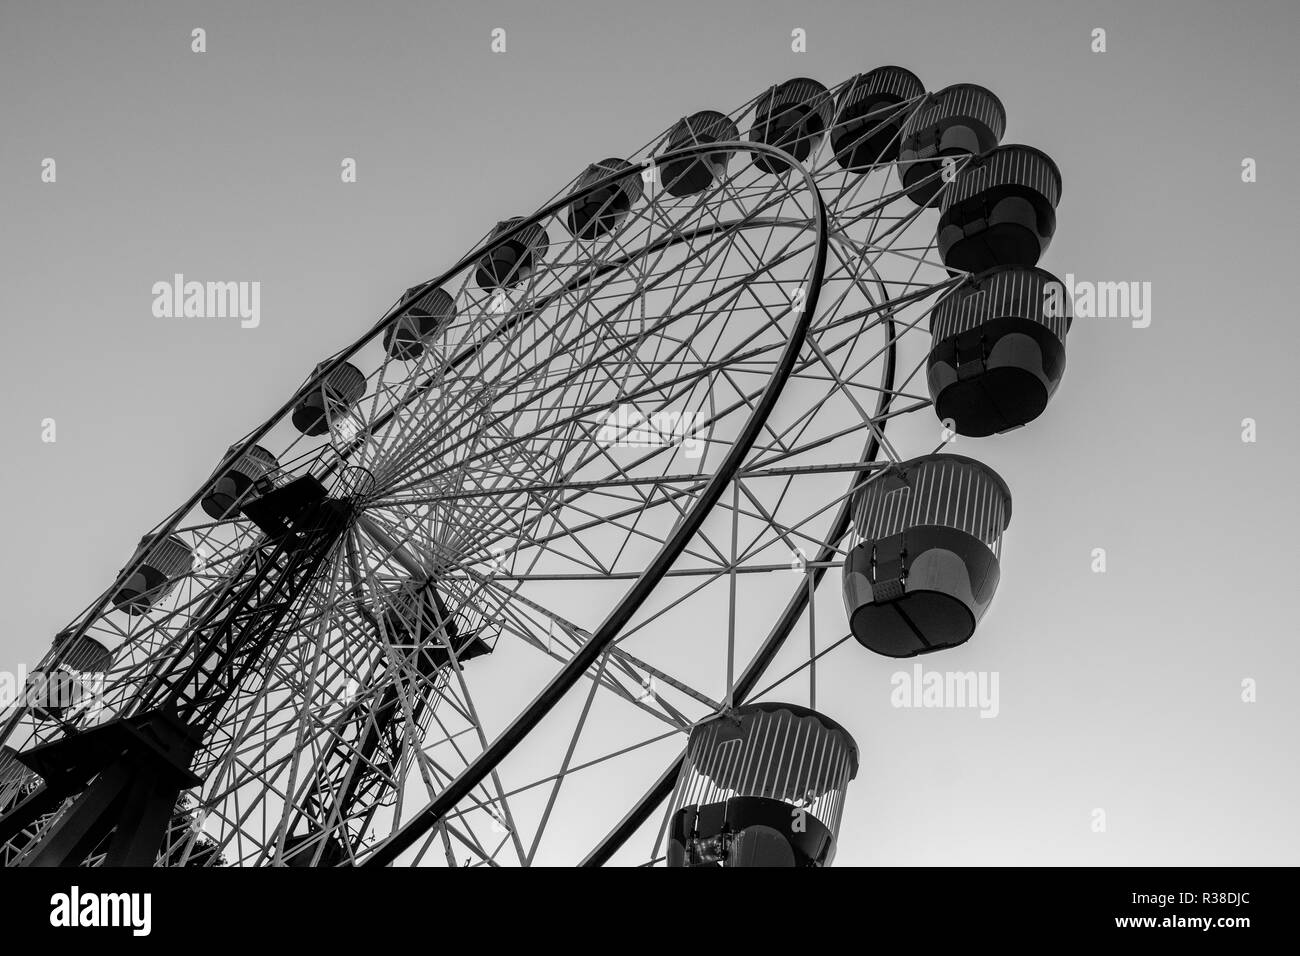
[1,0,1297,865]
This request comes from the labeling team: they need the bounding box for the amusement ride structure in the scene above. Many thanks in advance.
[0,67,1069,867]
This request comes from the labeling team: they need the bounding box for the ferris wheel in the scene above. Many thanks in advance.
[0,66,1068,868]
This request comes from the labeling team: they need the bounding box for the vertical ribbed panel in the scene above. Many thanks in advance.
[490,217,551,258]
[672,703,858,839]
[852,455,1012,546]
[943,144,1063,209]
[52,631,113,673]
[573,157,645,205]
[666,110,741,148]
[931,266,1071,342]
[903,83,1007,141]
[222,443,279,484]
[755,77,834,129]
[837,66,924,108]
[311,360,368,405]
[139,533,195,580]
[404,286,457,321]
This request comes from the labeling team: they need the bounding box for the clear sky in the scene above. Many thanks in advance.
[1,0,1297,864]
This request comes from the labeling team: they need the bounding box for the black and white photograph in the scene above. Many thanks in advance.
[0,0,1292,939]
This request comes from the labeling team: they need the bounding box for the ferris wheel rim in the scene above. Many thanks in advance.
[3,63,1066,868]
[353,144,832,867]
[3,139,840,868]
[3,139,823,737]
[578,257,904,867]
